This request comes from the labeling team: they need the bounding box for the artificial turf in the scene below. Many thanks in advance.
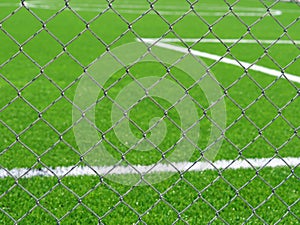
[0,0,299,224]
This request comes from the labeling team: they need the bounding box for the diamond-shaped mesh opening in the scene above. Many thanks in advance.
[239,175,272,208]
[278,136,300,158]
[226,116,258,149]
[249,12,284,37]
[131,10,170,37]
[246,96,279,128]
[39,184,78,218]
[267,41,299,67]
[60,204,99,224]
[24,0,66,21]
[0,184,37,222]
[21,75,61,111]
[20,119,58,155]
[275,174,300,206]
[83,183,120,217]
[262,116,294,148]
[23,30,62,66]
[0,53,40,89]
[202,177,237,210]
[69,0,108,21]
[43,53,83,89]
[42,97,73,132]
[164,180,198,212]
[230,39,265,62]
[0,142,37,169]
[67,29,105,66]
[213,15,246,39]
[101,202,140,224]
[256,194,289,224]
[123,185,160,215]
[284,18,300,42]
[240,136,275,159]
[265,78,298,108]
[89,8,129,44]
[1,7,41,43]
[279,213,300,225]
[172,12,208,38]
[40,141,80,168]
[228,74,262,108]
[0,30,19,65]
[18,207,59,225]
[0,0,299,224]
[0,120,15,150]
[46,9,86,44]
[219,196,253,223]
[182,193,217,223]
[0,97,37,133]
[142,200,179,224]
[0,76,17,110]
[286,58,300,75]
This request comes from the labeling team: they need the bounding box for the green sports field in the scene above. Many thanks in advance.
[0,0,299,224]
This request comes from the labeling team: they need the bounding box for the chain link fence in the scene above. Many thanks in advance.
[0,0,299,224]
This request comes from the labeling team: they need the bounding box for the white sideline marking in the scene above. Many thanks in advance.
[142,38,300,45]
[0,157,299,179]
[106,10,282,17]
[141,39,300,84]
[23,1,284,12]
[0,1,282,17]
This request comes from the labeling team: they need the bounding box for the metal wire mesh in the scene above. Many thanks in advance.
[0,0,299,224]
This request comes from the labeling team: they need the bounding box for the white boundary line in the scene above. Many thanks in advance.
[0,157,299,179]
[24,1,284,12]
[140,39,300,84]
[142,38,300,45]
[0,1,282,17]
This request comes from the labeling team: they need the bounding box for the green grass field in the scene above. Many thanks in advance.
[0,0,299,224]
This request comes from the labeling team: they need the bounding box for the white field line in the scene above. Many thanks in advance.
[142,38,300,45]
[5,1,300,15]
[7,2,282,17]
[0,157,299,179]
[106,10,282,17]
[24,1,283,12]
[141,39,300,84]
